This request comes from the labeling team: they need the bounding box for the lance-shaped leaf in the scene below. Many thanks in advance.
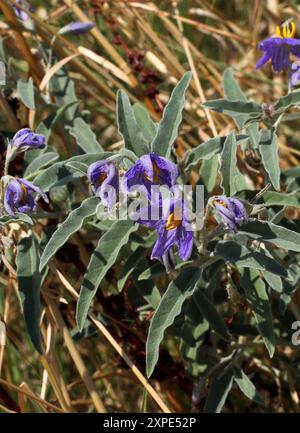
[203,99,262,119]
[191,288,231,341]
[133,103,156,143]
[259,128,280,191]
[36,101,78,143]
[68,118,103,153]
[24,152,59,176]
[146,266,202,378]
[223,67,249,127]
[220,131,238,196]
[16,235,42,353]
[215,240,288,277]
[76,219,138,330]
[239,268,275,357]
[151,71,192,158]
[184,134,248,169]
[203,364,235,413]
[239,219,300,252]
[18,77,35,110]
[0,213,33,225]
[233,367,264,405]
[222,68,260,148]
[260,191,300,208]
[39,197,99,271]
[200,155,219,192]
[117,90,149,156]
[274,88,300,111]
[34,152,112,191]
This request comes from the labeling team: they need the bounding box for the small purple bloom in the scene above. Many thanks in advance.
[13,0,32,21]
[59,21,95,36]
[256,21,300,72]
[88,160,119,210]
[11,128,46,151]
[137,198,193,271]
[291,63,300,86]
[3,177,49,216]
[121,152,179,197]
[209,195,248,232]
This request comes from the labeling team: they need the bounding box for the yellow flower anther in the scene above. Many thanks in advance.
[95,172,107,187]
[166,212,182,231]
[276,21,296,38]
[144,161,160,182]
[21,183,28,197]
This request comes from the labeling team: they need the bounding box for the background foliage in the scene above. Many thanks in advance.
[0,0,300,413]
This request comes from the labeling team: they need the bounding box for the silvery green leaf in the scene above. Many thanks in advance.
[220,131,238,196]
[239,268,275,357]
[203,365,235,413]
[133,103,156,142]
[34,152,113,191]
[258,128,280,191]
[184,134,248,169]
[233,368,264,404]
[151,71,192,158]
[240,219,300,252]
[24,152,59,176]
[16,235,42,353]
[76,219,138,330]
[39,197,99,271]
[117,90,149,156]
[215,240,288,277]
[18,77,35,110]
[191,288,231,341]
[146,266,202,377]
[68,118,103,153]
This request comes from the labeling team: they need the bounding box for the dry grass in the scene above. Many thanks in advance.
[0,0,299,413]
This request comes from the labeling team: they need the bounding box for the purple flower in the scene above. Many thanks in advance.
[137,198,194,272]
[3,177,49,216]
[13,0,32,21]
[59,21,95,36]
[209,195,248,232]
[256,21,300,72]
[291,63,300,86]
[11,128,46,151]
[88,160,119,210]
[121,152,179,197]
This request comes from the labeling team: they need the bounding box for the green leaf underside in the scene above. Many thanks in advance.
[146,266,202,377]
[184,134,248,169]
[240,268,275,357]
[76,219,138,330]
[16,235,42,353]
[69,118,103,153]
[192,289,231,341]
[18,77,35,110]
[117,90,149,156]
[240,220,300,252]
[215,240,288,277]
[259,129,280,191]
[203,365,235,413]
[39,197,99,271]
[220,131,238,196]
[151,71,192,158]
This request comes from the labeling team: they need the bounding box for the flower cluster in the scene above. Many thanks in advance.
[1,129,48,216]
[88,153,247,271]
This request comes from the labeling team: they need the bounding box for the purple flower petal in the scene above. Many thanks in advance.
[12,128,46,150]
[88,160,119,210]
[59,22,95,36]
[3,177,48,215]
[256,51,273,69]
